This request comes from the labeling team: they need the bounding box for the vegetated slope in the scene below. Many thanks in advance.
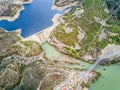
[0,28,68,90]
[0,28,99,90]
[0,1,104,89]
[52,0,120,61]
[106,0,120,21]
[0,28,43,60]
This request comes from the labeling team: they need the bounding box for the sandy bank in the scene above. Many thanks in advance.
[23,14,62,44]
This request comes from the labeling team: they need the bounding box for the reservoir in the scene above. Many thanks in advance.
[0,0,61,37]
[0,0,120,90]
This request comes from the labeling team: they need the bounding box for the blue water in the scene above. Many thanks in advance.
[0,0,62,37]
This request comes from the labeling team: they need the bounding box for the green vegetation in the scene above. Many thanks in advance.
[63,47,82,59]
[53,0,120,60]
[74,0,109,57]
[100,58,120,65]
[17,36,22,41]
[54,0,79,7]
[52,23,79,46]
[81,71,101,88]
[20,40,43,57]
[105,18,120,45]
[83,0,109,20]
[106,0,120,20]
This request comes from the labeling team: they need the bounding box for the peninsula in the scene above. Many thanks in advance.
[0,0,32,21]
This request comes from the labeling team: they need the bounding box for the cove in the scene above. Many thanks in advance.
[0,0,62,37]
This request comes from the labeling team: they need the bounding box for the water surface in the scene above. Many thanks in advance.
[42,43,120,90]
[90,65,120,90]
[42,42,60,59]
[0,0,61,37]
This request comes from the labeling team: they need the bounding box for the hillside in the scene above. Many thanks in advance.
[51,0,120,63]
[0,0,120,90]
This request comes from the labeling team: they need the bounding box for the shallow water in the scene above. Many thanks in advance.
[42,42,60,60]
[90,65,120,90]
[42,43,120,90]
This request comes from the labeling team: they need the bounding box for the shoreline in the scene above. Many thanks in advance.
[23,13,62,44]
[52,0,78,11]
[23,0,75,44]
[0,0,74,44]
[0,0,33,21]
[0,0,62,43]
[0,6,24,22]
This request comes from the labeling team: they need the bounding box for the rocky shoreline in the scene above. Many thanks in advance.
[52,0,78,11]
[24,14,62,44]
[24,0,76,44]
[0,6,24,21]
[0,0,32,21]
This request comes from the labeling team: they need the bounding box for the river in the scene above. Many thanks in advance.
[42,42,120,90]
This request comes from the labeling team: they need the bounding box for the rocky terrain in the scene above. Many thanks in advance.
[0,0,120,90]
[51,0,120,64]
[0,0,32,21]
[0,28,100,90]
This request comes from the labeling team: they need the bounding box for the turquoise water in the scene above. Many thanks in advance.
[65,62,120,90]
[42,42,60,60]
[0,0,119,89]
[90,65,120,90]
[0,0,62,37]
[42,43,120,90]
